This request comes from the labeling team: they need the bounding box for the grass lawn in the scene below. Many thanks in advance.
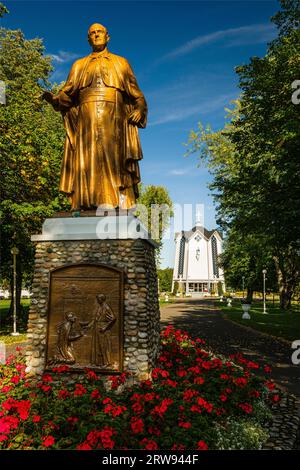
[218,299,300,342]
[0,299,30,343]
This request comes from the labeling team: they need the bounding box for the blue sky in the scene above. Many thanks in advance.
[1,0,279,267]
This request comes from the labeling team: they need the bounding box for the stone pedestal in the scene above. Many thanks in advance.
[26,215,160,379]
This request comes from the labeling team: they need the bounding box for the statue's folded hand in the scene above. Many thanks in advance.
[128,109,143,125]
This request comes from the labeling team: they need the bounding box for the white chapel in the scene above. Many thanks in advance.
[172,218,225,296]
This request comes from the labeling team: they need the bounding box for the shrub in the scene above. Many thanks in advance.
[0,327,279,450]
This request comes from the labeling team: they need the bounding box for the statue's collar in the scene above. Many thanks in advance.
[90,48,110,59]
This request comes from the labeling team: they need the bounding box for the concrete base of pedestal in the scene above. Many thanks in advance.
[26,216,160,379]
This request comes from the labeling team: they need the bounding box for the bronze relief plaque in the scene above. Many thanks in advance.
[46,264,123,373]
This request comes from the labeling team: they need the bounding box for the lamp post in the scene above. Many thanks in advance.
[179,274,183,297]
[242,276,245,299]
[10,246,20,336]
[262,269,267,315]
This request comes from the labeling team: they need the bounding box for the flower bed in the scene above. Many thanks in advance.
[0,326,279,450]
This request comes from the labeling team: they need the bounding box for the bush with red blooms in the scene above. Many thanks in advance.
[0,326,279,450]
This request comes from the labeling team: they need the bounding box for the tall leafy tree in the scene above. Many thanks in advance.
[0,26,67,317]
[187,0,300,308]
[157,267,173,292]
[136,184,173,262]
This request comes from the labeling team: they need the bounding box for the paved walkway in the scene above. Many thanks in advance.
[160,298,300,396]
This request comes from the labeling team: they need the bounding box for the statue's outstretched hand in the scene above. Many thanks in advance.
[42,90,55,104]
[128,109,142,125]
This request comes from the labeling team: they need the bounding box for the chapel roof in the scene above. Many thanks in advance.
[175,226,222,240]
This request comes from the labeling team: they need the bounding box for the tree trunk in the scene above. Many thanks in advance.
[273,252,298,310]
[279,288,292,310]
[246,287,253,303]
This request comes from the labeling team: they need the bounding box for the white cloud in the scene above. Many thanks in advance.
[50,50,80,64]
[157,23,276,63]
[149,92,236,126]
[169,165,198,176]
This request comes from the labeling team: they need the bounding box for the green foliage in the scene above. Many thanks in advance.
[157,267,173,292]
[186,1,300,308]
[0,3,8,18]
[220,229,277,296]
[214,416,269,450]
[173,281,179,294]
[0,327,278,450]
[0,28,68,293]
[136,184,173,260]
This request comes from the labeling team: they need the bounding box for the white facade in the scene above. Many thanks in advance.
[172,224,225,296]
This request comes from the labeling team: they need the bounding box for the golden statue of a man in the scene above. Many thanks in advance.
[43,23,147,210]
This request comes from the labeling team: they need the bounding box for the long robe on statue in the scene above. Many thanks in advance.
[53,48,147,210]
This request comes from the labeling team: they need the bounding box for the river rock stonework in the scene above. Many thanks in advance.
[26,238,160,379]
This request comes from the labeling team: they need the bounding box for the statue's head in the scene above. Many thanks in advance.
[88,23,110,52]
[65,312,76,322]
[96,293,106,304]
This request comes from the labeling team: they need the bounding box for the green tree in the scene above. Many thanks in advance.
[0,27,67,319]
[220,230,277,302]
[186,0,300,309]
[136,184,173,261]
[157,267,173,292]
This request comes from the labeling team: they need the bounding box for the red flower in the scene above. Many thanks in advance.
[183,390,199,402]
[144,393,155,401]
[85,369,98,381]
[52,365,70,373]
[235,377,247,387]
[102,397,113,405]
[130,417,144,434]
[33,415,41,423]
[193,377,205,385]
[246,361,259,369]
[42,373,53,383]
[271,394,280,403]
[67,417,79,425]
[0,416,20,434]
[91,389,101,399]
[41,385,52,393]
[141,438,159,450]
[152,368,170,379]
[201,361,213,370]
[17,400,31,420]
[220,374,230,380]
[10,375,20,385]
[197,397,213,413]
[148,426,161,436]
[264,365,272,374]
[77,442,92,450]
[164,379,178,388]
[58,389,70,399]
[239,403,253,414]
[74,384,87,396]
[178,421,191,429]
[197,440,208,450]
[104,404,127,417]
[220,394,227,402]
[177,369,187,377]
[42,435,55,447]
[265,381,275,391]
[152,398,173,418]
